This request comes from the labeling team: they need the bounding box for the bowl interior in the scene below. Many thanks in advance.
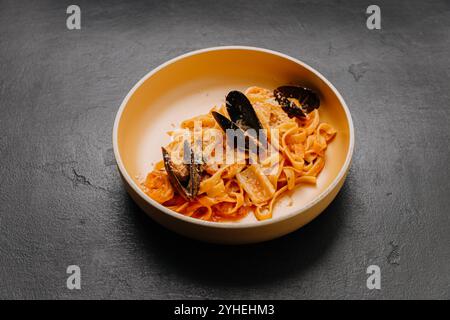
[116,48,351,223]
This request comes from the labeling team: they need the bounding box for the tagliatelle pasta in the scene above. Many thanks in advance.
[141,86,336,222]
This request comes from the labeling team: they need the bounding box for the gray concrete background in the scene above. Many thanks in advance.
[0,0,449,299]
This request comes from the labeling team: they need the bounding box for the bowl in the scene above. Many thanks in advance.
[113,46,354,244]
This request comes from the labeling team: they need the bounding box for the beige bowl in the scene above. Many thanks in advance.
[113,46,354,244]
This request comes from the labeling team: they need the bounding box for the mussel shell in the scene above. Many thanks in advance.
[212,111,241,133]
[186,141,202,199]
[162,142,202,201]
[212,111,247,152]
[274,86,320,118]
[275,92,307,118]
[212,111,263,154]
[226,91,265,135]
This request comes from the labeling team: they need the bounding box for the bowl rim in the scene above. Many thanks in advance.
[113,45,355,229]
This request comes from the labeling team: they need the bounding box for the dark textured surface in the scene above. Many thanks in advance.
[0,0,449,299]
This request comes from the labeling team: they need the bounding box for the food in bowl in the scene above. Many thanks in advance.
[141,85,336,222]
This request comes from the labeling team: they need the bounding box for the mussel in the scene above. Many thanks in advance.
[162,141,202,201]
[274,86,320,119]
[212,90,266,152]
[225,91,264,133]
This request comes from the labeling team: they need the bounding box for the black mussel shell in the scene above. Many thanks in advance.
[274,86,320,118]
[212,111,263,154]
[162,141,202,201]
[212,111,247,152]
[226,91,265,137]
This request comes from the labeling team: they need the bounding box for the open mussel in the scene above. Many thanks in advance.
[274,85,320,119]
[225,91,264,133]
[212,90,266,153]
[162,141,202,201]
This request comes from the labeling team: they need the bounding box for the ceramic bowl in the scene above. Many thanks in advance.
[113,46,354,244]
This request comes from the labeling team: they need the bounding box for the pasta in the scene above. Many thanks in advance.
[141,86,336,222]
